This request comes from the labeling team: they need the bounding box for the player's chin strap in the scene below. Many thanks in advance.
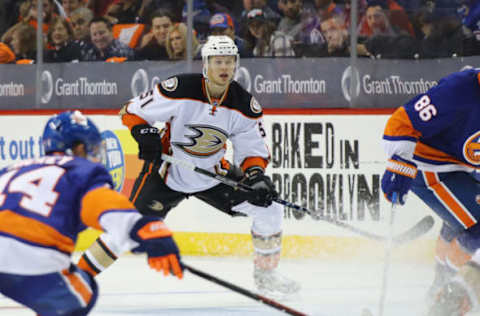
[161,154,434,245]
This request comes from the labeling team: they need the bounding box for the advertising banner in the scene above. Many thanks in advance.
[1,57,479,109]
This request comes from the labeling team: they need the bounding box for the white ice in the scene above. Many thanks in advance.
[0,254,434,316]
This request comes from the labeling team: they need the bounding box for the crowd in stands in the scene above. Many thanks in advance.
[0,0,479,64]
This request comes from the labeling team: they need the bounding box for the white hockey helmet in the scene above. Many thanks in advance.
[201,35,239,79]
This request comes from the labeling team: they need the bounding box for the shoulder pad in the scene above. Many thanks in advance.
[157,73,205,101]
[223,81,263,118]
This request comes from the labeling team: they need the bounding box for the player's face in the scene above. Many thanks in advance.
[207,55,236,86]
[152,17,172,45]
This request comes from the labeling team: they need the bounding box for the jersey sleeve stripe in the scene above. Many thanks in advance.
[414,142,466,165]
[0,210,75,253]
[80,187,136,231]
[383,106,422,139]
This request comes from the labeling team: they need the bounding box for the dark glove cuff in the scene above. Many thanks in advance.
[245,166,264,178]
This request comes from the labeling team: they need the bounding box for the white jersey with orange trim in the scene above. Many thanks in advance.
[0,155,141,275]
[383,69,480,172]
[122,73,270,193]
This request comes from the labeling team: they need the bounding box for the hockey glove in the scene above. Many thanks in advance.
[131,124,162,163]
[381,154,417,205]
[241,166,278,207]
[130,216,183,279]
[214,158,244,181]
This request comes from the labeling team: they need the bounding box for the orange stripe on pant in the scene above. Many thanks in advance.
[424,172,476,229]
[131,163,154,204]
[0,210,75,253]
[61,270,93,306]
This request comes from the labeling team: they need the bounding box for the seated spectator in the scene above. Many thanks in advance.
[136,9,174,61]
[209,13,252,57]
[277,0,326,57]
[320,16,348,56]
[246,8,295,57]
[416,8,465,58]
[45,16,83,62]
[0,42,16,64]
[358,0,414,37]
[239,0,281,38]
[104,0,153,24]
[61,0,84,18]
[165,22,200,60]
[81,16,135,61]
[10,23,37,63]
[1,0,55,45]
[182,0,211,41]
[456,0,480,56]
[70,7,94,41]
[314,0,348,23]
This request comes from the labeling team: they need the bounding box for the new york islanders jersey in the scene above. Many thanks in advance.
[0,155,141,275]
[122,73,270,193]
[383,69,480,172]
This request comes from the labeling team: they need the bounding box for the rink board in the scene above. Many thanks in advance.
[0,110,438,261]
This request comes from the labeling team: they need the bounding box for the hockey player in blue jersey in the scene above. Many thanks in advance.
[381,69,480,316]
[0,110,183,316]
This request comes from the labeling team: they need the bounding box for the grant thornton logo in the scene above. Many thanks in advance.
[130,68,149,97]
[234,66,251,92]
[341,66,360,102]
[41,70,53,104]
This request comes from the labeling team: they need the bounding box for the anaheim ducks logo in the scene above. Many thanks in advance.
[173,125,228,157]
[463,131,480,165]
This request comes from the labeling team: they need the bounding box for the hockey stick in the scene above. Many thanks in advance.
[183,263,307,316]
[162,154,434,245]
[378,192,397,316]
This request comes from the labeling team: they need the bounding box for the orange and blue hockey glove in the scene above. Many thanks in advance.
[381,154,417,205]
[130,216,183,279]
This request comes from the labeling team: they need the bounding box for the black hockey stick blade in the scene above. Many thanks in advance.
[392,215,434,246]
[183,263,307,316]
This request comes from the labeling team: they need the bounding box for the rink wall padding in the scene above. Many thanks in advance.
[0,110,439,262]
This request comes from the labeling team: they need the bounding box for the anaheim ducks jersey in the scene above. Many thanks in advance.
[0,155,141,275]
[383,69,480,172]
[123,73,270,193]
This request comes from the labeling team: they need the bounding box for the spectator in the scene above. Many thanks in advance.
[104,0,153,24]
[10,23,37,63]
[209,13,252,57]
[246,8,295,57]
[81,16,135,61]
[61,0,84,18]
[0,42,16,64]
[320,16,349,56]
[239,0,281,38]
[277,0,326,57]
[182,0,211,41]
[45,16,83,62]
[417,8,465,58]
[136,9,174,61]
[70,7,94,41]
[314,0,348,23]
[165,22,200,60]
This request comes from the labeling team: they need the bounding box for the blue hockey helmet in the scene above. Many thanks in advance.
[42,110,103,161]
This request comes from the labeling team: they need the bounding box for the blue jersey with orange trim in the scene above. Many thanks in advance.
[383,69,480,172]
[0,154,141,275]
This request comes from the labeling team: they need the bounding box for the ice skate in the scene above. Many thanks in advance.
[254,268,301,296]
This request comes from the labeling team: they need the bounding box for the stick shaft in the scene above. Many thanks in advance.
[183,263,307,316]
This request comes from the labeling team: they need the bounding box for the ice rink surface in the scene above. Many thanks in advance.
[0,254,435,316]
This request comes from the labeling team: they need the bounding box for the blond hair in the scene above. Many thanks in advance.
[165,23,199,60]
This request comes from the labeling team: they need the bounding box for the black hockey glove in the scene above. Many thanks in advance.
[131,124,162,163]
[242,166,278,207]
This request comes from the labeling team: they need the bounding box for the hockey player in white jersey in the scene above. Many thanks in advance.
[78,35,300,295]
